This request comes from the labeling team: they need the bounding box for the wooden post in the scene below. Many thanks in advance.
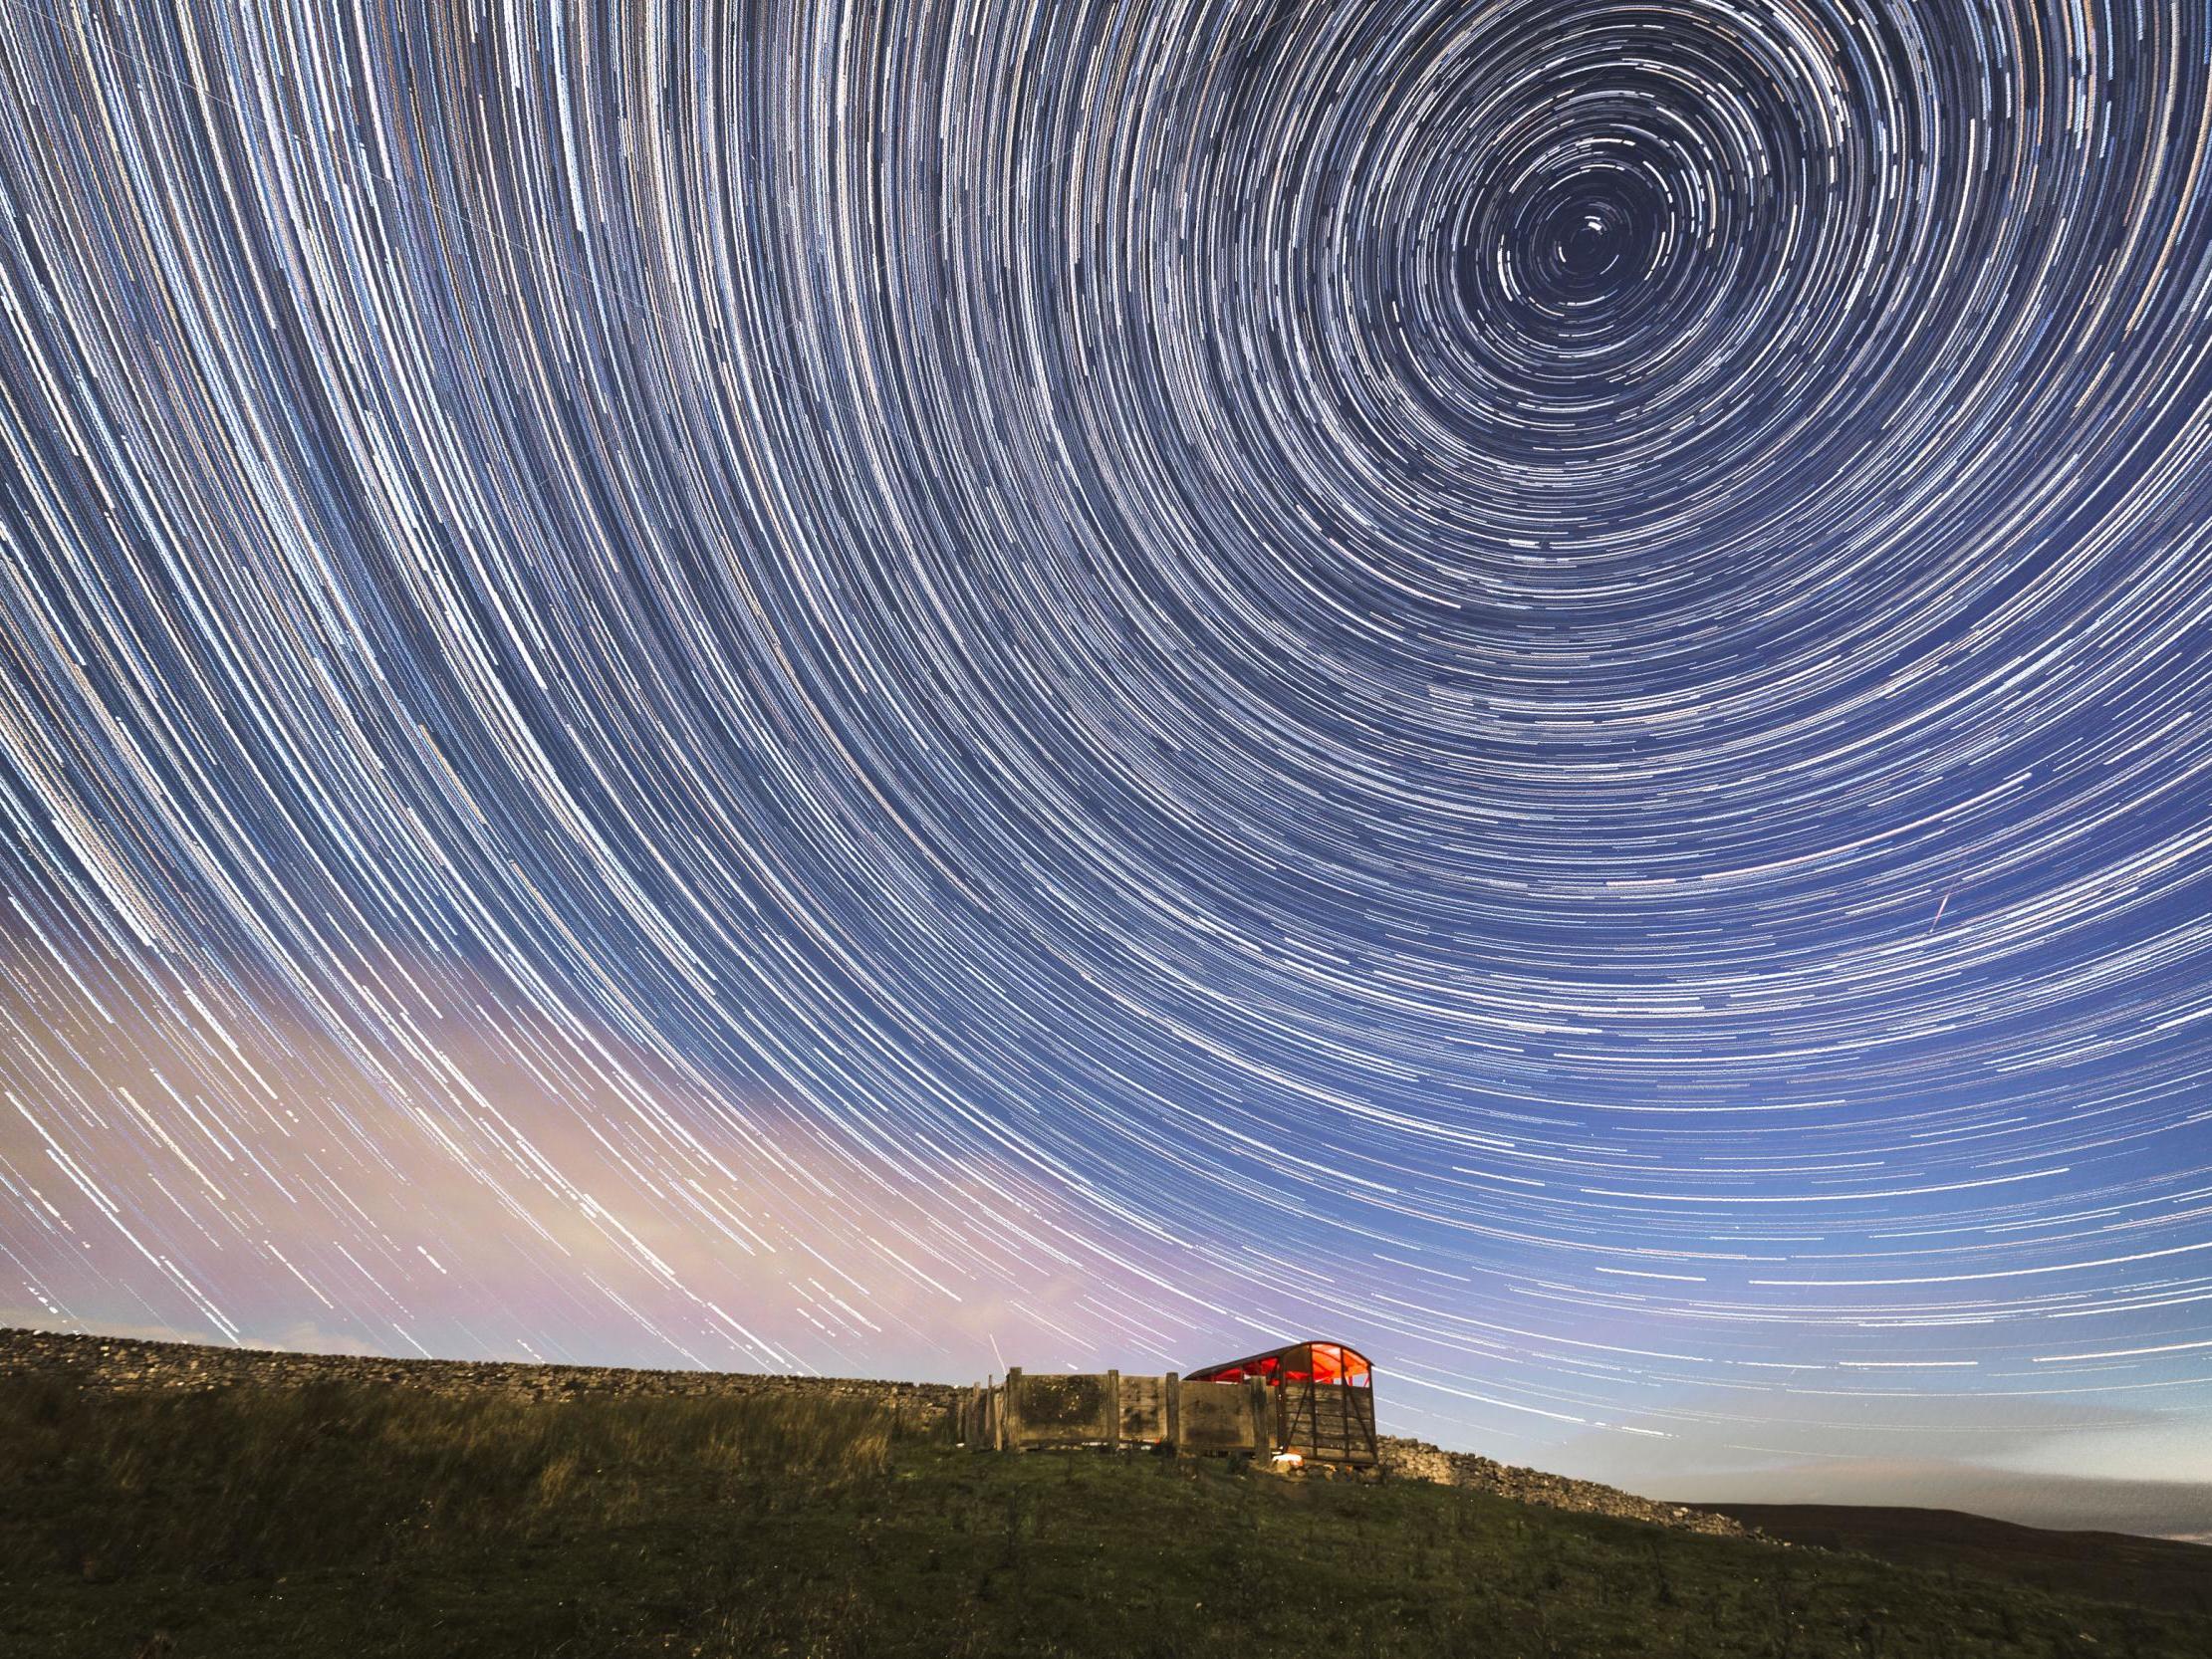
[1163,1371,1179,1455]
[1105,1369,1120,1452]
[1247,1374,1270,1454]
[1004,1367,1023,1453]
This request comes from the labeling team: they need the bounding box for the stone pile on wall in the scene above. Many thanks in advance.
[0,1327,958,1429]
[1379,1437,1746,1537]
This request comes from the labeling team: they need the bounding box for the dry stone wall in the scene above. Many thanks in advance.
[0,1327,959,1428]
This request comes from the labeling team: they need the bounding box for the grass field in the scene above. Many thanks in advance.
[3,1374,2206,1658]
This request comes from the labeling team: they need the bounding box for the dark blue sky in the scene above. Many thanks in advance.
[0,0,2207,1535]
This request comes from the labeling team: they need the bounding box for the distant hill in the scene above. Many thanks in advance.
[1695,1504,2212,1619]
[5,1328,2210,1657]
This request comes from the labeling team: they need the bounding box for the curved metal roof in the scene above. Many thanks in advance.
[1184,1338,1372,1379]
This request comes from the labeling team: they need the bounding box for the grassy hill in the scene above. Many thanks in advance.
[3,1371,2207,1659]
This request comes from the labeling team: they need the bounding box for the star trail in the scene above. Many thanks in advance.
[1,0,2209,1522]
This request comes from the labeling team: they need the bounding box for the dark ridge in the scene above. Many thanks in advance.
[1692,1504,2212,1618]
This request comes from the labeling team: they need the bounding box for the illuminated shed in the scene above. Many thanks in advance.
[1185,1339,1379,1468]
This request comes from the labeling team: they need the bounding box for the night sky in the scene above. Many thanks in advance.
[2,1,2209,1536]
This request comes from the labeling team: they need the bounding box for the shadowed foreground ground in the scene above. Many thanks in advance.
[3,1375,2206,1658]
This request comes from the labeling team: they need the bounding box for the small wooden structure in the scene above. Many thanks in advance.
[954,1339,1379,1470]
[1185,1340,1379,1469]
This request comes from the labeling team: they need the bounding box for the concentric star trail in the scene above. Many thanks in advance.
[1,0,2208,1514]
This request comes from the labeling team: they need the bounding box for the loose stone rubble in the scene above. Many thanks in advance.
[1379,1436,1747,1537]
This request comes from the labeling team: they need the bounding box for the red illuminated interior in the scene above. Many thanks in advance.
[1187,1341,1370,1388]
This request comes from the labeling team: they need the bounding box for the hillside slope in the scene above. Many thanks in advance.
[4,1351,2208,1657]
[1,1327,1744,1535]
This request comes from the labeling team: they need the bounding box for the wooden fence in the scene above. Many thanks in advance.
[954,1368,1364,1461]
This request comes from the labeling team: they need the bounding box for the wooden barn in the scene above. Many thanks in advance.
[1184,1340,1380,1469]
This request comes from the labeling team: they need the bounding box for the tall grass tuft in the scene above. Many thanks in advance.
[0,1374,891,1582]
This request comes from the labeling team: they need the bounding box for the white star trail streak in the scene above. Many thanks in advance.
[0,0,2209,1525]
